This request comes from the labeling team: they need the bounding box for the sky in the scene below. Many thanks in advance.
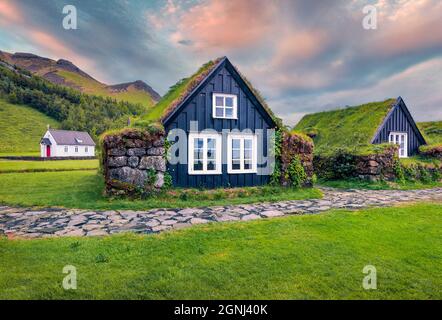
[0,0,441,126]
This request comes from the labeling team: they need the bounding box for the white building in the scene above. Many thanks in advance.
[40,129,95,158]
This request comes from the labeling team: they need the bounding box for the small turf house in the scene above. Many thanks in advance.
[40,128,95,158]
[143,57,279,188]
[294,97,426,158]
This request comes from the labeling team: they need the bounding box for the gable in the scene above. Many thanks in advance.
[48,129,96,146]
[163,58,276,129]
[141,57,278,128]
[372,97,426,146]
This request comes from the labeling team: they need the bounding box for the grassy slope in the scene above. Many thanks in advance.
[56,70,156,108]
[0,170,321,210]
[294,99,395,154]
[418,121,442,145]
[0,98,59,155]
[0,202,441,299]
[0,159,98,173]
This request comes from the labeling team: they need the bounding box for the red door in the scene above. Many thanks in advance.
[46,145,51,157]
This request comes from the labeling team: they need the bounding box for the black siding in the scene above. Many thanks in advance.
[372,102,424,155]
[165,65,274,188]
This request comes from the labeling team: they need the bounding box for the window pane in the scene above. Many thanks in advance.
[225,97,233,107]
[207,138,216,149]
[232,149,240,159]
[244,139,252,149]
[207,149,215,159]
[215,107,224,117]
[244,160,252,170]
[207,161,216,171]
[194,150,203,160]
[232,139,240,149]
[232,160,241,170]
[194,160,203,171]
[225,107,233,117]
[244,149,252,160]
[216,96,224,106]
[195,138,204,149]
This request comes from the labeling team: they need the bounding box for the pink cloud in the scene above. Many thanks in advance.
[368,0,442,57]
[0,0,23,24]
[174,0,278,50]
[271,29,328,68]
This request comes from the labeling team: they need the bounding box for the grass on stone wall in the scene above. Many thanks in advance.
[1,202,441,299]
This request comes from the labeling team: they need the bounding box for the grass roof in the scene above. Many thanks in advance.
[417,121,442,145]
[293,99,396,155]
[140,58,223,123]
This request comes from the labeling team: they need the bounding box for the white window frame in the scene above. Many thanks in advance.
[75,146,78,153]
[227,133,258,174]
[212,93,238,119]
[389,131,408,158]
[85,146,89,153]
[64,146,68,153]
[188,133,222,175]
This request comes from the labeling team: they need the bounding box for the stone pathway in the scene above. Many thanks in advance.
[1,187,441,239]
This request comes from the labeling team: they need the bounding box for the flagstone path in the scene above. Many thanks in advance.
[1,187,441,238]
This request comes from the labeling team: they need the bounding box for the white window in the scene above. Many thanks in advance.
[85,146,88,153]
[389,132,408,158]
[75,146,78,153]
[227,134,257,174]
[212,93,237,119]
[188,133,222,175]
[64,146,68,153]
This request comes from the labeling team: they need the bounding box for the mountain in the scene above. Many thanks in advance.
[0,50,160,108]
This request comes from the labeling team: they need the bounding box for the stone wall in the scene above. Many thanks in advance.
[279,132,314,186]
[101,127,166,196]
[314,145,398,181]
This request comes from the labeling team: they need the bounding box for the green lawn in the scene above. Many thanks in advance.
[0,98,59,154]
[0,170,321,210]
[0,203,440,299]
[0,159,98,173]
[319,178,442,190]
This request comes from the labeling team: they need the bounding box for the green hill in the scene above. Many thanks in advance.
[417,121,442,145]
[0,50,160,109]
[0,98,59,155]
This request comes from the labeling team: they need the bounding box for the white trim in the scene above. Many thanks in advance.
[227,133,257,174]
[188,133,222,175]
[389,131,408,158]
[212,93,238,119]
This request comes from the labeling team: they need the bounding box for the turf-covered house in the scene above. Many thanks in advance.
[143,57,279,188]
[294,97,426,158]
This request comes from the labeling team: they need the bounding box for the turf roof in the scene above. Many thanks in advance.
[140,56,281,127]
[293,99,397,154]
[417,121,442,145]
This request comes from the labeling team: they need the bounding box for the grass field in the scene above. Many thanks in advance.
[0,159,98,173]
[0,98,59,155]
[0,202,440,299]
[0,170,321,210]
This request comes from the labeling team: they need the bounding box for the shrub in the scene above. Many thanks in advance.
[286,156,307,188]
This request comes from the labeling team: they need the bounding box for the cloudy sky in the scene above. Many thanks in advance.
[0,0,441,125]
